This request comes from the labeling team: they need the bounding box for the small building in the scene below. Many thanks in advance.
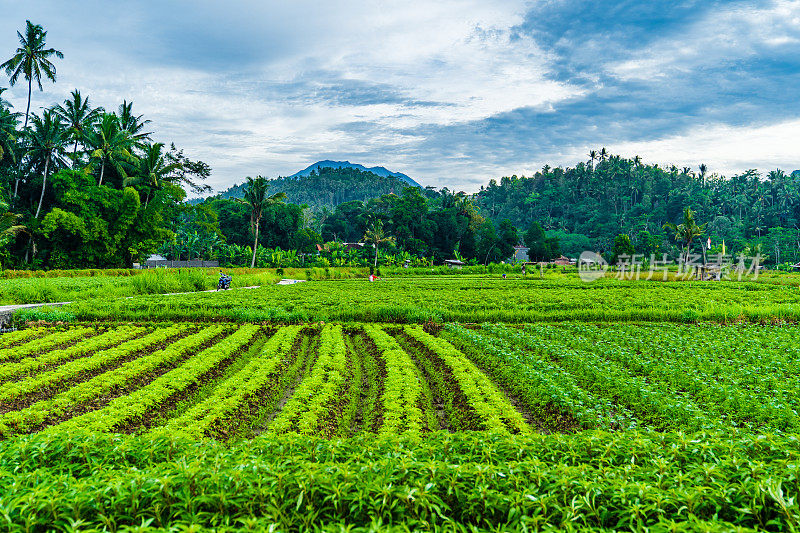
[343,242,366,250]
[444,259,466,269]
[552,255,574,266]
[137,254,219,269]
[512,246,529,263]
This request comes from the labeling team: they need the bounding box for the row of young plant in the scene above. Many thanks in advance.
[363,325,428,437]
[48,275,800,325]
[0,325,189,413]
[0,327,46,350]
[400,326,530,434]
[1,429,798,531]
[0,325,145,383]
[48,325,263,434]
[556,322,800,431]
[0,325,227,438]
[0,325,93,363]
[153,326,303,440]
[268,325,356,437]
[442,324,636,431]
[485,323,722,432]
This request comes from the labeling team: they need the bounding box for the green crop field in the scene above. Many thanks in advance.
[35,275,800,325]
[2,304,800,530]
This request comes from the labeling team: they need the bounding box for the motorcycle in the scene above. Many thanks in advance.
[217,274,232,291]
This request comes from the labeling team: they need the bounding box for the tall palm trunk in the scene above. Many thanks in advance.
[34,153,50,219]
[374,245,378,268]
[98,157,105,186]
[250,221,259,268]
[24,79,31,130]
[72,139,79,168]
[12,80,33,201]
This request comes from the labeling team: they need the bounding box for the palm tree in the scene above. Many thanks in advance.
[124,142,180,208]
[588,150,597,171]
[116,100,151,143]
[52,89,104,167]
[362,218,395,269]
[599,147,608,162]
[698,163,708,184]
[83,113,135,186]
[27,110,68,219]
[1,21,63,131]
[0,87,11,109]
[663,207,706,263]
[238,176,286,268]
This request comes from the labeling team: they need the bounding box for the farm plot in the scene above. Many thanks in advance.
[0,323,531,439]
[3,321,800,439]
[443,322,800,433]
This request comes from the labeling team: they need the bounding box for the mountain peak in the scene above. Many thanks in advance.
[289,160,421,188]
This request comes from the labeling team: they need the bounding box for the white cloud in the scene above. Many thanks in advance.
[610,0,800,81]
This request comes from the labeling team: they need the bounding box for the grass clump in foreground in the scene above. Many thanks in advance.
[0,429,797,531]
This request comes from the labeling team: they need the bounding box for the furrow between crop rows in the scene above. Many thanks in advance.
[268,324,358,437]
[150,326,304,440]
[0,325,190,414]
[0,325,230,438]
[46,325,265,434]
[0,325,146,384]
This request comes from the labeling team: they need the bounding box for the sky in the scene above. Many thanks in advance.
[1,0,799,194]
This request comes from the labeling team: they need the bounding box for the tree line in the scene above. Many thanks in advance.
[0,21,211,269]
[476,151,800,265]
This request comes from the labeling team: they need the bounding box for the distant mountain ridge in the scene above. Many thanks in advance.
[207,161,421,209]
[289,160,421,188]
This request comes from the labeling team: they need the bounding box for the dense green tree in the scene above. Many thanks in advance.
[52,89,103,167]
[83,113,135,187]
[635,230,661,257]
[116,100,151,143]
[663,208,706,262]
[524,221,560,261]
[362,218,394,269]
[26,110,68,219]
[0,104,19,165]
[124,142,180,208]
[610,234,635,264]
